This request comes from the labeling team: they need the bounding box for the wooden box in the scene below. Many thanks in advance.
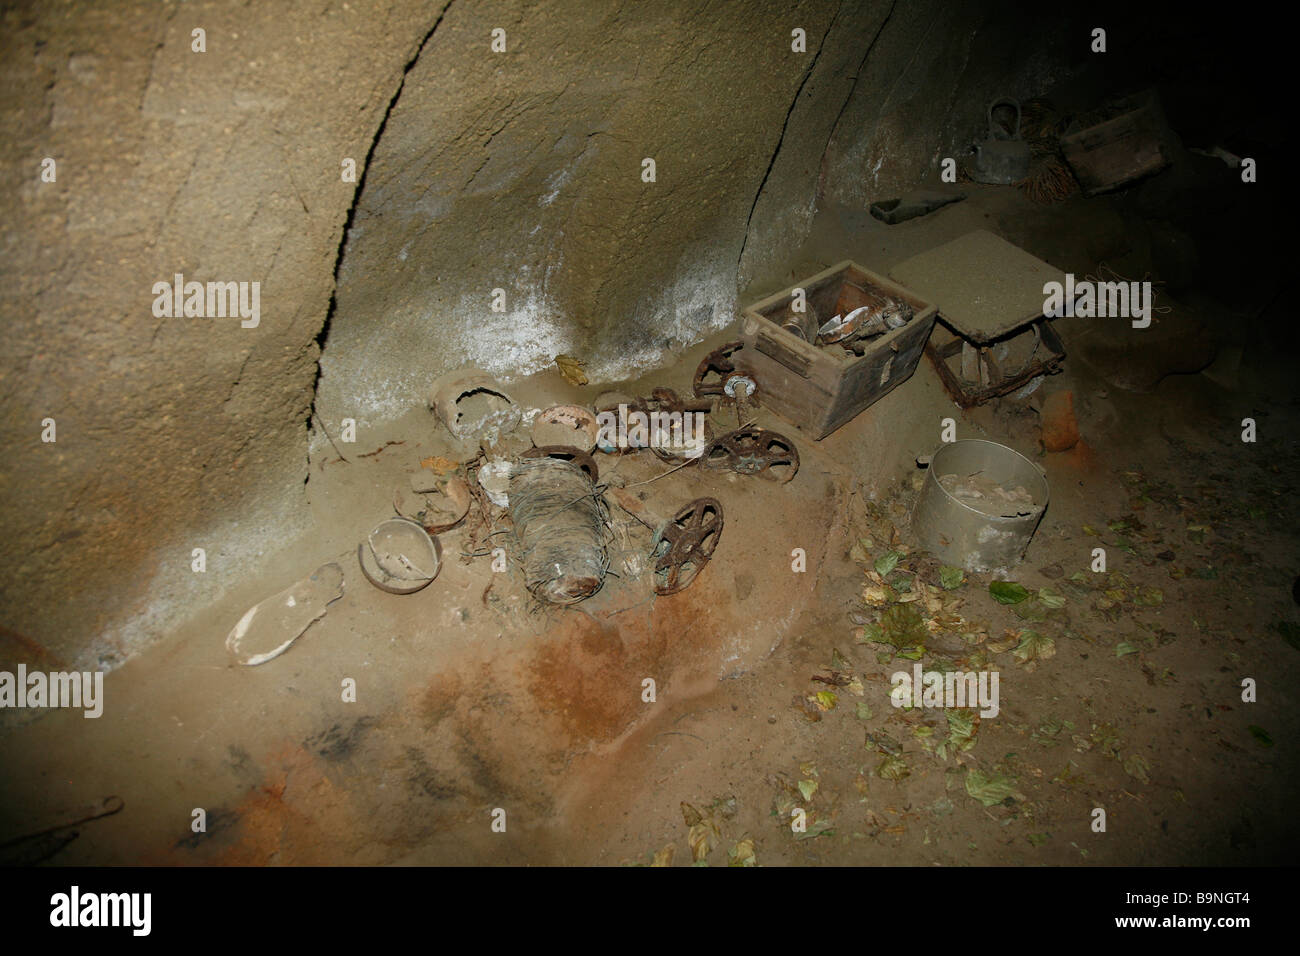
[1061,89,1171,196]
[737,261,937,439]
[925,318,1066,408]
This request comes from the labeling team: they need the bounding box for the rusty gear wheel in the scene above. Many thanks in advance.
[651,497,724,595]
[693,341,745,397]
[701,427,799,483]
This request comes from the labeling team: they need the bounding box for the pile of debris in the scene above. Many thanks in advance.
[224,226,1090,666]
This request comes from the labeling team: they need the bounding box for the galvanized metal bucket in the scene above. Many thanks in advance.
[910,439,1049,575]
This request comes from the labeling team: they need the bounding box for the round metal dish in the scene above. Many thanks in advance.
[358,517,443,594]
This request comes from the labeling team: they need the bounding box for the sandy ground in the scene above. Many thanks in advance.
[2,181,1297,867]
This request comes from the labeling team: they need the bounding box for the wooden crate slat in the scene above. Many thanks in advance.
[739,260,938,439]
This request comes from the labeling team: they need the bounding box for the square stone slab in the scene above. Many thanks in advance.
[888,229,1067,343]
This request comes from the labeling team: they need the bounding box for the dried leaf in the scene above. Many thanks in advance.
[555,354,588,386]
[1013,629,1056,664]
[964,768,1023,806]
[855,622,884,645]
[711,794,738,819]
[794,695,822,722]
[1031,716,1073,744]
[866,731,902,756]
[797,779,818,802]
[876,754,910,781]
[1133,586,1164,607]
[1011,601,1050,623]
[918,581,943,615]
[862,585,892,608]
[880,603,927,649]
[875,550,901,577]
[419,455,459,473]
[650,844,676,867]
[1037,587,1066,609]
[988,631,1020,653]
[793,817,835,841]
[687,822,715,862]
[1089,723,1122,756]
[1123,754,1151,782]
[727,837,756,867]
[939,565,966,590]
[947,708,978,751]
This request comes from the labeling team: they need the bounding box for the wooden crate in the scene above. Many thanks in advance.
[736,261,937,439]
[1060,89,1171,196]
[925,317,1066,408]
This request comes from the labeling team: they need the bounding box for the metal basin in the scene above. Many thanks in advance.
[910,439,1048,575]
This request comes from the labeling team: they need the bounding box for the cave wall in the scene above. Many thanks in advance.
[0,0,437,666]
[320,0,871,423]
[321,0,1088,424]
[1,0,1066,668]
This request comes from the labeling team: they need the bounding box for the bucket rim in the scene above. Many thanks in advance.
[926,438,1050,521]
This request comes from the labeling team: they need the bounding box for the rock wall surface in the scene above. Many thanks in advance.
[0,0,438,666]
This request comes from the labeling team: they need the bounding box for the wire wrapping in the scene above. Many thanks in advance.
[508,456,610,605]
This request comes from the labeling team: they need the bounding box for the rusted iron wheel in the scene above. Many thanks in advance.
[701,427,799,484]
[693,341,745,397]
[652,497,724,595]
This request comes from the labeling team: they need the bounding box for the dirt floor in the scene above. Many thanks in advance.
[2,180,1297,867]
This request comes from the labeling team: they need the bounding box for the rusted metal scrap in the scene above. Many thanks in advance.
[693,341,745,397]
[651,497,724,595]
[608,488,724,596]
[701,426,799,484]
[816,291,913,352]
[520,444,599,483]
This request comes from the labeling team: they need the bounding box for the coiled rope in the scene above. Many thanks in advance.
[508,455,610,605]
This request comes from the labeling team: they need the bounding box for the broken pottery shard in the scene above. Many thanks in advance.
[1039,390,1081,452]
[532,404,599,453]
[225,563,344,666]
[477,457,512,507]
[424,476,472,532]
[368,522,438,580]
[429,366,521,443]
